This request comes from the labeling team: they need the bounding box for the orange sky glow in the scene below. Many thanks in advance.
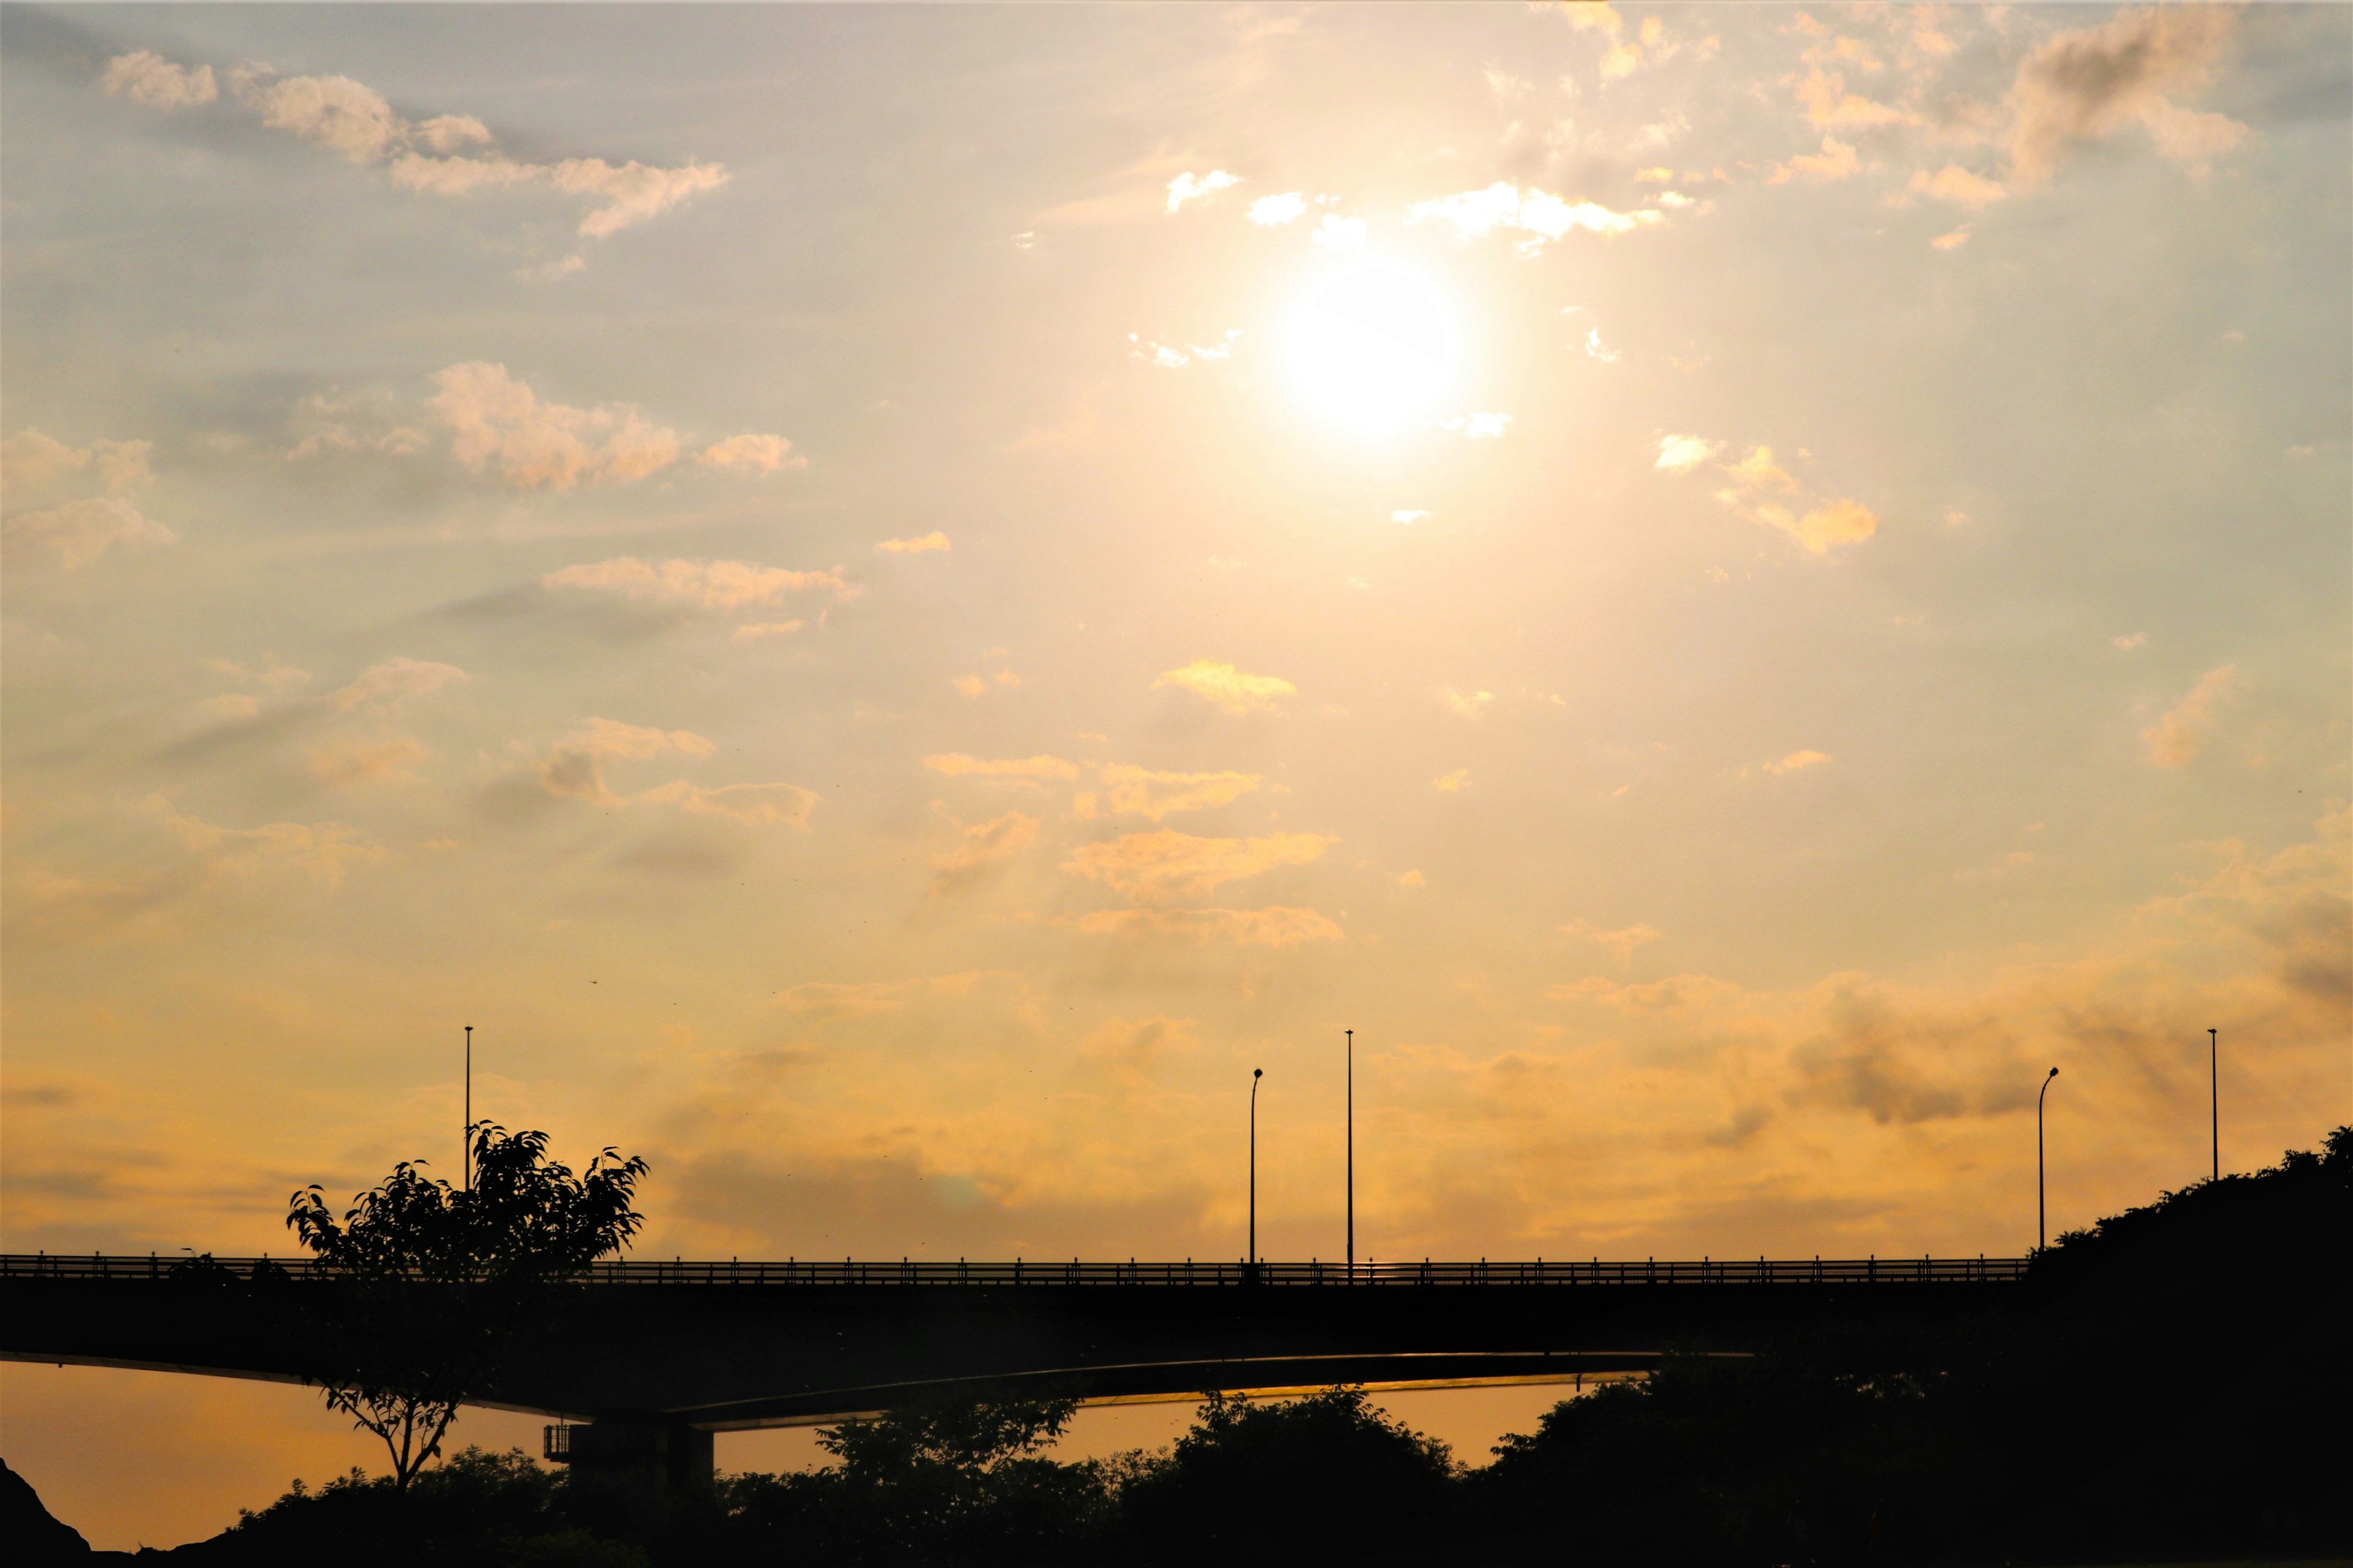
[3,1,2347,1548]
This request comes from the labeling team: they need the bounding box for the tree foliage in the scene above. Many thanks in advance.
[285,1125,648,1488]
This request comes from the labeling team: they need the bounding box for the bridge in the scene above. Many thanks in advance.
[1,1252,2026,1491]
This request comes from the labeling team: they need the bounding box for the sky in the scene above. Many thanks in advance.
[2,0,2348,1547]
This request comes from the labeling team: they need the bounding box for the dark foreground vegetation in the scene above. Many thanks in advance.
[15,1129,2347,1566]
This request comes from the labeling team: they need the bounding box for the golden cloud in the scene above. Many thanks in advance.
[1056,906,1344,946]
[923,754,1083,782]
[1152,659,1296,715]
[544,557,853,611]
[930,811,1039,896]
[1062,829,1334,901]
[1098,765,1264,820]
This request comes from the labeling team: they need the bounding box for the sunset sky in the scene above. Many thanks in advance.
[4,1,2348,1545]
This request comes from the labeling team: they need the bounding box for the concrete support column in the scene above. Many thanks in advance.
[545,1418,713,1498]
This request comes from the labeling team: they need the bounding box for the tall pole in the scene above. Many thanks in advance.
[1345,1028,1354,1279]
[2037,1067,2058,1251]
[1249,1069,1262,1267]
[464,1025,473,1192]
[2208,1027,2219,1182]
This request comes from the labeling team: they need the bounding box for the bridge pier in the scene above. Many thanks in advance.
[544,1418,713,1500]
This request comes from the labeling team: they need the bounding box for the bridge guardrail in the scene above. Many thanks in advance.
[0,1253,2028,1287]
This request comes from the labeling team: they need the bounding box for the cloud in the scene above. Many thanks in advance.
[1439,412,1512,439]
[1129,330,1240,369]
[525,720,814,829]
[923,754,1083,782]
[1391,510,1430,526]
[1909,164,2007,208]
[1440,689,1494,721]
[1077,1015,1199,1076]
[876,532,951,554]
[106,52,729,239]
[140,795,386,888]
[930,811,1039,896]
[2,498,176,570]
[1931,225,1973,251]
[1152,659,1295,716]
[697,433,805,474]
[205,657,310,692]
[2142,665,2237,768]
[100,50,217,109]
[2007,6,2246,186]
[2,429,153,495]
[637,779,819,829]
[732,621,805,643]
[1563,918,1661,971]
[1548,1,1664,81]
[429,363,680,490]
[1792,67,1914,129]
[1434,769,1472,793]
[544,557,854,612]
[1248,192,1307,225]
[776,971,1001,1022]
[308,737,427,786]
[1310,214,1366,252]
[1656,434,1722,474]
[2113,632,2149,651]
[1770,135,1863,184]
[1098,765,1264,820]
[1762,749,1832,775]
[1165,170,1240,213]
[1663,434,1879,553]
[283,393,430,461]
[330,657,469,714]
[1409,183,1661,254]
[1057,906,1343,946]
[1754,499,1880,553]
[537,718,714,803]
[1583,328,1622,363]
[1062,830,1335,901]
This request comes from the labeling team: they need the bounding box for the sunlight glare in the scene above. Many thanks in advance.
[1286,262,1456,437]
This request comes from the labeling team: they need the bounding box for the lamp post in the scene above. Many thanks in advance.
[1344,1028,1354,1281]
[2208,1027,2218,1182]
[2037,1066,2059,1251]
[1249,1069,1262,1271]
[464,1025,473,1192]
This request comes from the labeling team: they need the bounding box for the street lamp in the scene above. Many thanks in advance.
[464,1025,474,1192]
[1249,1069,1263,1271]
[1344,1028,1354,1281]
[2037,1066,2059,1251]
[2208,1027,2219,1183]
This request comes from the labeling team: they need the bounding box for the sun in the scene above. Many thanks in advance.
[1286,262,1457,437]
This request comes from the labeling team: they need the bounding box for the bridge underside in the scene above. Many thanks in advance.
[1,1257,2020,1433]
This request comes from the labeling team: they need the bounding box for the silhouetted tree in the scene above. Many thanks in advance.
[286,1125,648,1488]
[1116,1387,1459,1564]
[729,1392,1107,1564]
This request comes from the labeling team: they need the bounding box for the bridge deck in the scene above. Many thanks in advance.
[0,1253,2029,1286]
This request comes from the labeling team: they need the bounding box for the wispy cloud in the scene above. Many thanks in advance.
[545,558,853,612]
[103,51,729,240]
[1062,830,1334,901]
[330,657,469,714]
[2143,665,2237,768]
[1152,659,1295,716]
[1410,182,1662,254]
[876,532,952,555]
[930,811,1039,896]
[1165,170,1240,213]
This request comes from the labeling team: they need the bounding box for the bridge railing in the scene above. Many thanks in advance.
[0,1253,2028,1287]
